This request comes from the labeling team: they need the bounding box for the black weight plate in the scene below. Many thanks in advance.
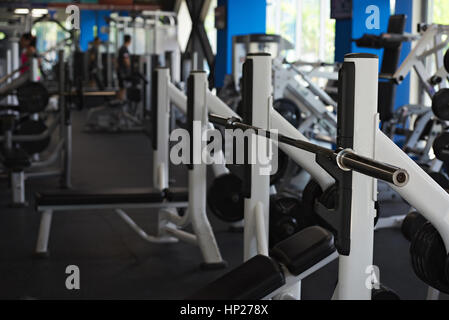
[372,284,400,300]
[428,171,449,189]
[444,49,449,74]
[432,88,449,121]
[401,211,428,242]
[433,132,449,164]
[15,119,51,154]
[273,98,303,128]
[17,82,49,114]
[410,222,449,293]
[207,173,244,222]
[270,149,289,185]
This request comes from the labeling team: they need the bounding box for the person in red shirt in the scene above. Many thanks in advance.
[19,33,37,74]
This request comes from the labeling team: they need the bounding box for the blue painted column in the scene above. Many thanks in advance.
[80,10,96,51]
[215,0,266,88]
[334,0,390,69]
[394,0,413,109]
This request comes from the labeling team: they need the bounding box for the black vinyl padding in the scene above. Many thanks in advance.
[2,147,31,171]
[270,226,336,276]
[164,188,189,202]
[188,255,285,300]
[35,188,166,207]
[35,187,191,207]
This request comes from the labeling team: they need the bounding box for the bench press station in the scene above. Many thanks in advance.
[186,52,449,299]
[33,67,228,269]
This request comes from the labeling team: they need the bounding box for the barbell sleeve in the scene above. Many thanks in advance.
[208,114,409,187]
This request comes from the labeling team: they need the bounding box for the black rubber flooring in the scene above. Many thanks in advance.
[0,110,445,300]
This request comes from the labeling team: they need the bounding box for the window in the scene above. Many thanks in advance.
[429,0,449,25]
[204,0,218,54]
[267,0,335,63]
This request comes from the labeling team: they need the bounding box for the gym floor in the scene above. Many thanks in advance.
[0,110,445,300]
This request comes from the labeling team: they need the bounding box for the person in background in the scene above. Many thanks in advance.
[19,32,37,74]
[117,34,132,100]
[88,37,103,88]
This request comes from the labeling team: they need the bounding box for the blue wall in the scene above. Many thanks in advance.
[79,10,112,51]
[394,0,413,109]
[215,0,266,87]
[335,0,390,68]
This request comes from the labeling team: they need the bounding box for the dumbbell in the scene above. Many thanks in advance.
[433,132,449,165]
[432,89,449,121]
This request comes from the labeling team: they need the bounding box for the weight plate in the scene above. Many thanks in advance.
[270,149,289,185]
[17,82,49,114]
[401,211,428,242]
[444,49,449,74]
[207,173,244,222]
[15,119,51,154]
[410,222,449,294]
[372,284,400,300]
[432,88,449,121]
[428,171,449,190]
[273,98,303,128]
[433,132,449,164]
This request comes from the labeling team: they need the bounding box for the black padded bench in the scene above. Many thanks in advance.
[189,226,336,300]
[35,187,189,209]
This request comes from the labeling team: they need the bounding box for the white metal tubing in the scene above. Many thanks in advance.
[168,82,187,113]
[35,210,53,254]
[336,54,378,300]
[11,171,25,204]
[163,226,198,245]
[6,49,12,105]
[243,54,271,261]
[30,58,39,82]
[206,84,335,191]
[376,132,449,251]
[115,209,178,243]
[189,71,224,264]
[254,202,269,257]
[154,68,170,191]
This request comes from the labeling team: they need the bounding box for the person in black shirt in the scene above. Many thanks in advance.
[117,34,132,100]
[88,37,102,88]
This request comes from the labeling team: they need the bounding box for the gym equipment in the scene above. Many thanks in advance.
[371,284,401,300]
[16,82,50,114]
[191,53,411,300]
[444,49,449,74]
[207,173,244,222]
[432,88,449,121]
[273,98,304,128]
[393,24,449,98]
[410,222,449,293]
[269,195,312,248]
[433,132,449,164]
[15,119,51,155]
[0,50,72,206]
[402,211,428,242]
[198,52,449,299]
[33,68,227,270]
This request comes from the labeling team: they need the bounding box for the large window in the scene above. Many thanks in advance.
[267,0,335,63]
[429,0,449,25]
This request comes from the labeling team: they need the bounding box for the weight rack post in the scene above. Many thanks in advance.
[241,54,272,262]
